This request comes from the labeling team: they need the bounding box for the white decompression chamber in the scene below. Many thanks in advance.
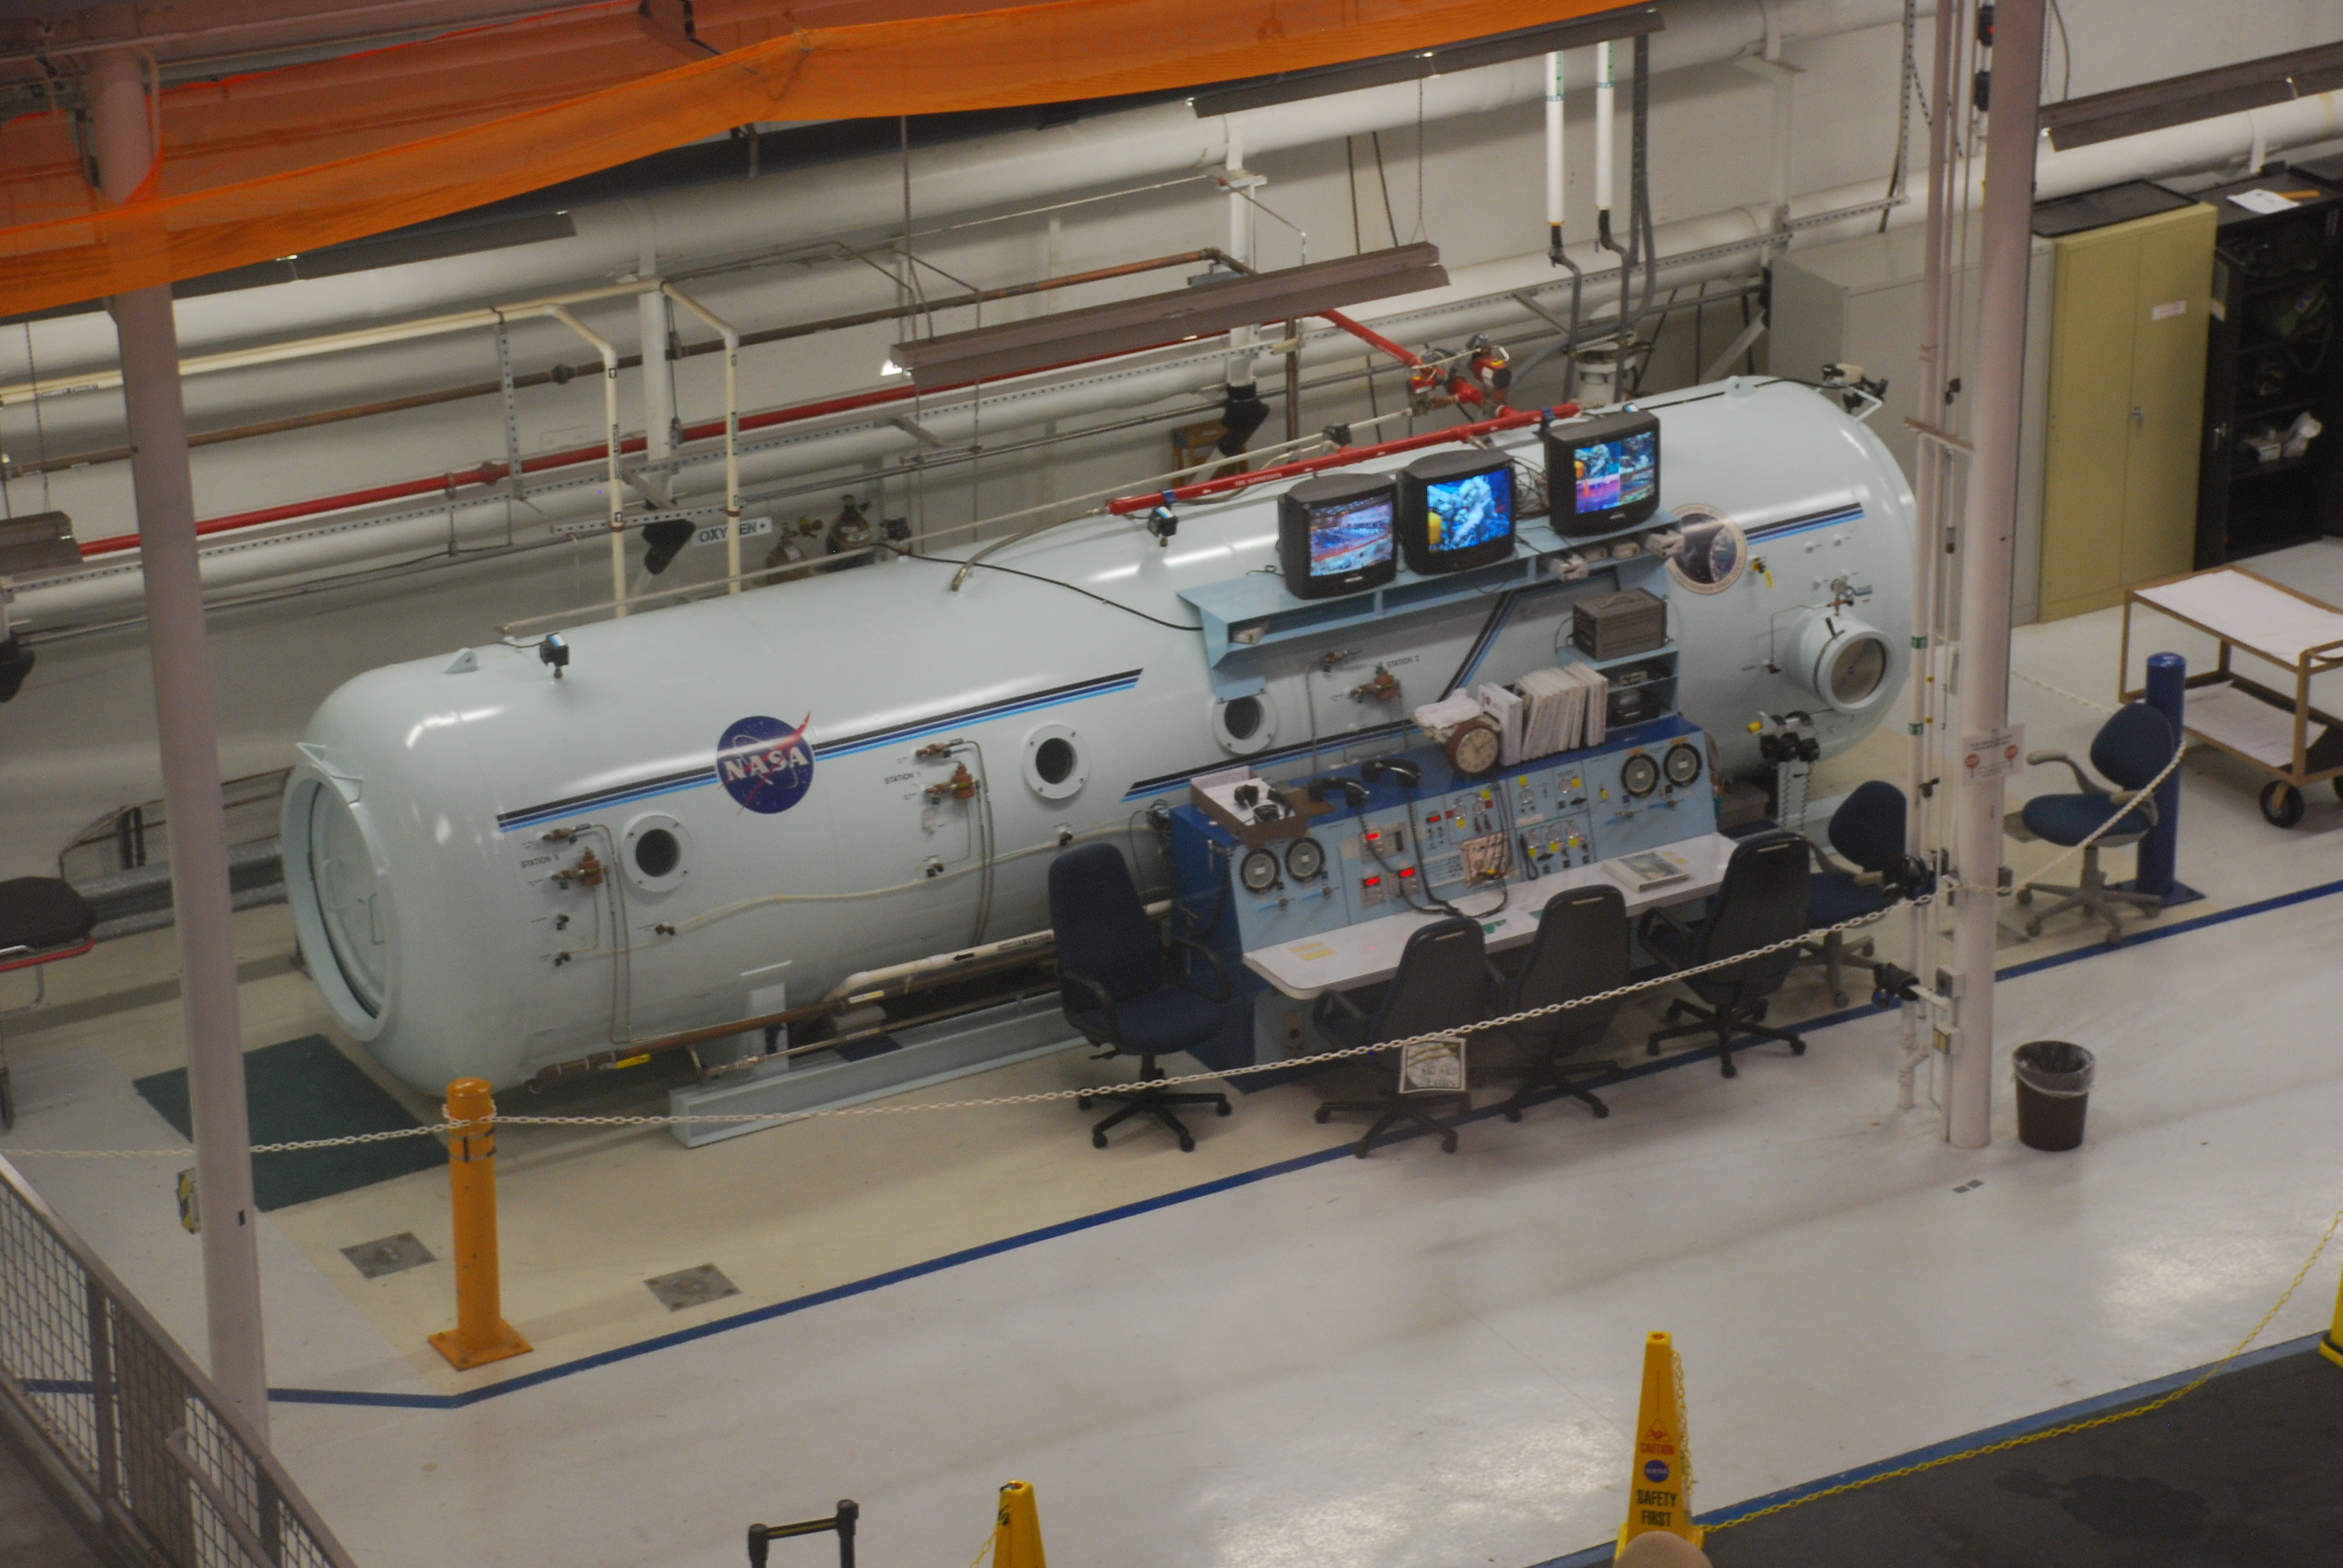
[284,376,1916,1093]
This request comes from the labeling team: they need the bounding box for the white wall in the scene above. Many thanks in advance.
[3,0,2339,877]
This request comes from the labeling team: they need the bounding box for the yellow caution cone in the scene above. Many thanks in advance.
[2322,1260,2343,1370]
[992,1480,1047,1568]
[1617,1331,1702,1553]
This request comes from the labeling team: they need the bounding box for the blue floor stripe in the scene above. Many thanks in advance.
[1525,1331,2330,1567]
[268,873,2343,1413]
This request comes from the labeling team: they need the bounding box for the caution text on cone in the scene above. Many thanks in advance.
[1617,1331,1702,1552]
[993,1479,1046,1568]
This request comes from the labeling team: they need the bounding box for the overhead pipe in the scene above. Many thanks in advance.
[22,82,2343,629]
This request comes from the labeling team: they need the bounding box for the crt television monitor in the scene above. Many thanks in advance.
[1398,450,1516,574]
[1545,408,1660,537]
[1277,472,1398,598]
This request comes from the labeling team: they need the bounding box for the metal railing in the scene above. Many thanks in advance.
[0,1154,359,1568]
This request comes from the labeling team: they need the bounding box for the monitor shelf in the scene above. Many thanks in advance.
[1178,516,1674,697]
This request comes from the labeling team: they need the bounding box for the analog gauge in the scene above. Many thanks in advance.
[1663,742,1703,788]
[1285,837,1325,881]
[1621,753,1660,796]
[1239,848,1282,893]
[1446,717,1502,777]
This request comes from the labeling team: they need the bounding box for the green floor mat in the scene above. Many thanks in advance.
[134,1036,442,1210]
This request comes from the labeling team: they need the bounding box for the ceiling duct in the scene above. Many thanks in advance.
[890,244,1447,390]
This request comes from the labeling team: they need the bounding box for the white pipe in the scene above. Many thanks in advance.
[543,305,626,615]
[27,83,2338,630]
[1947,0,2048,1151]
[663,284,741,591]
[88,41,270,1436]
[821,899,1171,1003]
[5,0,1925,390]
[1594,40,1616,218]
[1545,50,1567,235]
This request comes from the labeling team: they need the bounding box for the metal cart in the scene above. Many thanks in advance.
[2121,566,2343,827]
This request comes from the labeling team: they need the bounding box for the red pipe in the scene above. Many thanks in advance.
[1104,405,1570,517]
[1319,310,1424,370]
[76,382,939,559]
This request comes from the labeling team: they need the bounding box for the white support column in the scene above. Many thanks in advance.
[86,50,269,1431]
[661,286,739,590]
[638,285,675,468]
[1594,42,1616,226]
[545,306,626,615]
[1947,0,2048,1149]
[1544,50,1567,249]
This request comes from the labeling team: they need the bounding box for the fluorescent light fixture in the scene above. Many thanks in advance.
[1190,6,1662,117]
[2041,40,2343,151]
[889,244,1447,390]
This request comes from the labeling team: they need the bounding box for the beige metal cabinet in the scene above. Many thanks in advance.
[2038,203,2216,621]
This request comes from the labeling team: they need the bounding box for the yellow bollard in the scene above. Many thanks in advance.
[2323,1261,2343,1370]
[991,1480,1046,1568]
[1616,1331,1702,1553]
[427,1078,531,1370]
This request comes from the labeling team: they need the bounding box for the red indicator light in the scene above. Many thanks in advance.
[1365,831,1381,841]
[1398,867,1417,878]
[1363,875,1381,887]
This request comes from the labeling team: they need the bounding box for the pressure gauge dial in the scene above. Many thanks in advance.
[1285,837,1325,881]
[1663,742,1703,788]
[1445,717,1502,777]
[1620,753,1660,797]
[1239,848,1282,893]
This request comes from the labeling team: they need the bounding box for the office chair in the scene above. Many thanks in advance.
[2015,702,2175,946]
[1800,780,1907,1005]
[0,877,99,1130]
[1498,884,1630,1123]
[1314,916,1486,1157]
[1642,831,1812,1077]
[1048,843,1233,1152]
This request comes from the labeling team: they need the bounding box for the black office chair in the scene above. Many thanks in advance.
[0,877,99,1130]
[1801,780,1906,1005]
[1047,843,1233,1152]
[2015,702,2175,946]
[1498,884,1630,1123]
[1642,831,1812,1077]
[1314,916,1486,1157]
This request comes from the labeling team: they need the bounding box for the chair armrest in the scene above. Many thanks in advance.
[1058,967,1120,1044]
[2106,788,2159,827]
[1170,933,1233,1004]
[2026,751,2101,795]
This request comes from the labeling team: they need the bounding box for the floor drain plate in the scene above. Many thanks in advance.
[341,1233,435,1279]
[644,1263,739,1312]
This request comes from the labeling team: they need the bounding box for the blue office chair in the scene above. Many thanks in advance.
[1314,916,1486,1157]
[1498,884,1630,1122]
[1801,780,1907,1005]
[2015,702,2175,946]
[1642,831,1812,1077]
[1048,843,1233,1151]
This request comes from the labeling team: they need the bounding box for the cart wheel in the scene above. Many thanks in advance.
[2261,780,2306,828]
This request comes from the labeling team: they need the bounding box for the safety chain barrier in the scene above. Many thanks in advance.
[4,757,2201,1164]
[7,893,1930,1158]
[1709,1192,2343,1533]
[2011,667,2119,716]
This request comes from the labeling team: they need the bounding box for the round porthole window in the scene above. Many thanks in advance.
[1210,691,1279,756]
[621,812,693,893]
[1021,722,1089,800]
[1665,503,1750,596]
[1787,611,1896,716]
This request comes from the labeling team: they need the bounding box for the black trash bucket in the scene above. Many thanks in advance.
[2014,1040,2094,1151]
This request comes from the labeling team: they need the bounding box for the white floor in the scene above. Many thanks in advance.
[7,539,2343,1567]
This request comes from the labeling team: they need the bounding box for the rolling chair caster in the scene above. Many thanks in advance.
[1077,1095,1094,1109]
[1503,1105,1524,1123]
[1313,1105,1333,1123]
[1215,1098,1231,1116]
[2015,887,2033,907]
[1092,1129,1107,1149]
[1178,1133,1196,1152]
[1719,1056,1737,1079]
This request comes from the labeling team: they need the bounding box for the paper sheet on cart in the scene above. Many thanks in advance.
[2136,570,2343,664]
[2183,681,2327,768]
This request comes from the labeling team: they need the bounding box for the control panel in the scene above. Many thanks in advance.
[1170,714,1718,962]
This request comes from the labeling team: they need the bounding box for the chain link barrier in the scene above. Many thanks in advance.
[1708,1194,2343,1534]
[2012,667,2119,716]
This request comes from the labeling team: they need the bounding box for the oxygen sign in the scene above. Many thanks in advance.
[716,714,816,814]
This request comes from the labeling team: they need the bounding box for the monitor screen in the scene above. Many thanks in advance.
[1307,490,1396,578]
[1423,465,1515,555]
[1574,430,1657,517]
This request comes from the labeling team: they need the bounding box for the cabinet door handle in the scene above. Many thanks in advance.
[2132,406,2146,430]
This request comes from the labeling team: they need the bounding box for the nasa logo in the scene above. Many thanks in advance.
[1642,1460,1670,1485]
[715,714,816,814]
